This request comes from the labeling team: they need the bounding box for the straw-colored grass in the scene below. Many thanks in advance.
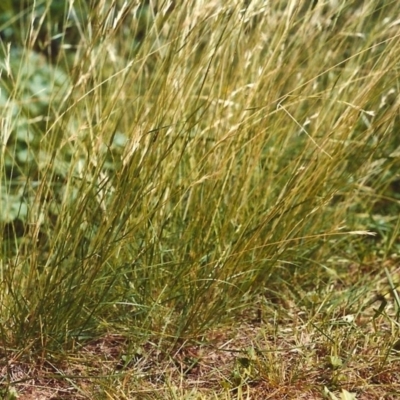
[1,0,400,398]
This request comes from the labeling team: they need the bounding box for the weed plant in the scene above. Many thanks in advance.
[0,0,400,398]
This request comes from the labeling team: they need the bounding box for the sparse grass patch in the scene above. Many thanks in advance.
[1,0,400,398]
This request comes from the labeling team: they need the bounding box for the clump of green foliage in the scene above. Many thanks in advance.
[0,0,399,386]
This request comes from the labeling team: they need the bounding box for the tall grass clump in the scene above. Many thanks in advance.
[0,0,399,355]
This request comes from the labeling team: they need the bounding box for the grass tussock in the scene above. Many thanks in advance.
[1,0,400,398]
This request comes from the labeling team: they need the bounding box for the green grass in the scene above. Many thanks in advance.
[1,0,400,398]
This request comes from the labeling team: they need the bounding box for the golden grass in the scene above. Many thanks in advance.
[0,0,400,398]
